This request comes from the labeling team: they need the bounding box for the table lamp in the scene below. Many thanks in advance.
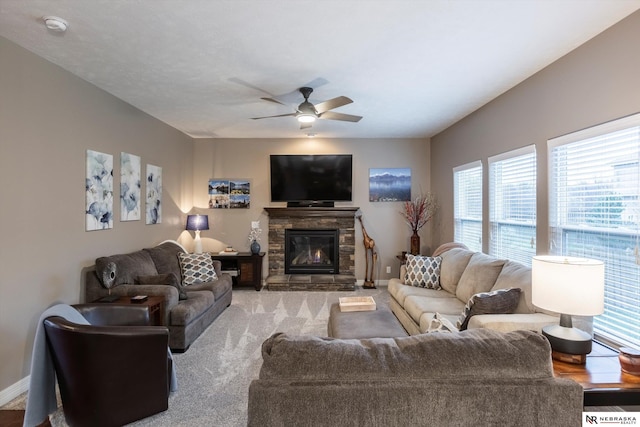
[186,214,209,254]
[532,255,604,364]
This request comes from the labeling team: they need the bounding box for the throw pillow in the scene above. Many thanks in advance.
[456,287,521,331]
[178,252,217,285]
[136,273,188,300]
[404,255,441,289]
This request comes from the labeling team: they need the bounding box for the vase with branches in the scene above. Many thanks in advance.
[401,192,437,255]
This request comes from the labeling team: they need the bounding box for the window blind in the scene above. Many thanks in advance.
[453,161,482,252]
[489,145,536,266]
[549,113,640,348]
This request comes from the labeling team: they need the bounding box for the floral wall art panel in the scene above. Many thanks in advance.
[369,168,411,202]
[146,164,162,224]
[86,149,114,231]
[120,152,141,221]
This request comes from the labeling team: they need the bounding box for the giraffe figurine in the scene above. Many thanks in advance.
[357,215,377,289]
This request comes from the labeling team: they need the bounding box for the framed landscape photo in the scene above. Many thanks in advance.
[208,180,230,208]
[229,180,250,209]
[369,168,411,202]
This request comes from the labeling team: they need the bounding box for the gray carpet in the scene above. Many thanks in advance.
[4,287,632,425]
[4,286,390,427]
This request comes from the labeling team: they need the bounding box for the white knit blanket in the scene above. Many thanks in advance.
[23,304,89,427]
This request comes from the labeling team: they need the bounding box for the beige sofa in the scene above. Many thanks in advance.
[389,246,591,335]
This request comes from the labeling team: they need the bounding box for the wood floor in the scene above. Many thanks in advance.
[0,410,51,427]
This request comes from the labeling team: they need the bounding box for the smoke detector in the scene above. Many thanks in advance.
[43,16,68,32]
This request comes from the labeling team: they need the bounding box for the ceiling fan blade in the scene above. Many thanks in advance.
[229,78,290,105]
[300,122,313,130]
[302,77,329,90]
[319,111,362,122]
[250,113,296,120]
[228,77,277,97]
[314,96,353,114]
[260,97,288,106]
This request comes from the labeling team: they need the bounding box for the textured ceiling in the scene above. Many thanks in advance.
[1,0,639,139]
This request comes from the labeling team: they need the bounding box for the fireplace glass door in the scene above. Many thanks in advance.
[285,229,339,274]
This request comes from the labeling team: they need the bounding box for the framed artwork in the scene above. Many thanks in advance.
[369,168,411,202]
[120,152,141,221]
[146,164,162,224]
[230,180,250,208]
[86,150,114,231]
[208,180,230,208]
[209,179,250,209]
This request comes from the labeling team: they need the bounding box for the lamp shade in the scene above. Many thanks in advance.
[532,255,604,316]
[185,214,209,231]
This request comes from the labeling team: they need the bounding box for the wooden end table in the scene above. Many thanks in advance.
[211,252,265,291]
[105,296,165,326]
[552,341,640,406]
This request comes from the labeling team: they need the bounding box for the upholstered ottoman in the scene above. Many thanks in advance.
[327,302,408,339]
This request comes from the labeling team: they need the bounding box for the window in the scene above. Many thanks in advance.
[489,146,536,266]
[549,113,640,348]
[453,161,482,252]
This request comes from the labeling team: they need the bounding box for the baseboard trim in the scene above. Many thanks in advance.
[0,376,29,407]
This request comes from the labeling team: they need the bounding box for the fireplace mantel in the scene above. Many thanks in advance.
[264,207,359,218]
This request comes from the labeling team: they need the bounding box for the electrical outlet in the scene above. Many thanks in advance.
[386,266,391,274]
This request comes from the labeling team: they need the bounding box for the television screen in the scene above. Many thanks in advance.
[270,154,352,202]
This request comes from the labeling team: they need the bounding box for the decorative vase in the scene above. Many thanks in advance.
[250,240,261,255]
[410,231,420,255]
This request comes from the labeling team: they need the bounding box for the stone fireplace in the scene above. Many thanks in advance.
[264,207,358,291]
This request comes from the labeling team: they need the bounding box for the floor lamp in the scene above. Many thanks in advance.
[532,255,604,364]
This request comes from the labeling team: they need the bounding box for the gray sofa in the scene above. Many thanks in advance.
[389,246,590,335]
[84,240,232,351]
[248,329,583,427]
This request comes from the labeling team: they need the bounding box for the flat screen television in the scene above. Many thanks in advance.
[270,154,352,205]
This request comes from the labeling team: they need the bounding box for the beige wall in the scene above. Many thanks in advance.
[191,138,431,282]
[430,10,640,252]
[0,36,194,399]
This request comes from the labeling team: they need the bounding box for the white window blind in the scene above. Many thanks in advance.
[453,161,482,252]
[489,146,536,266]
[549,113,640,348]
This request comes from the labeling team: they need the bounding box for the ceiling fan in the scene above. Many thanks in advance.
[250,87,362,129]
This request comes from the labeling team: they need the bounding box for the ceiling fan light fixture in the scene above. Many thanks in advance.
[297,114,316,123]
[43,16,68,32]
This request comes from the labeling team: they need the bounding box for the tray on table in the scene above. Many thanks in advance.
[338,296,376,312]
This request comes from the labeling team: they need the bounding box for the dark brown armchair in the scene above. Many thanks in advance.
[43,304,171,427]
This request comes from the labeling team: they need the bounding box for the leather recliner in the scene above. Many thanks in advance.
[43,304,171,427]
